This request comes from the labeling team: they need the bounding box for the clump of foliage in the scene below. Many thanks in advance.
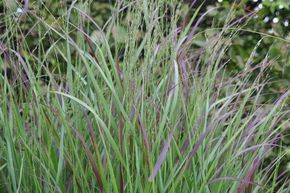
[0,0,289,193]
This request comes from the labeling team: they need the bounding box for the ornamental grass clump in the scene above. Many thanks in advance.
[0,0,289,192]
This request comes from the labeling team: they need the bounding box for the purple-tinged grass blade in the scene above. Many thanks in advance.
[180,112,205,156]
[186,7,217,44]
[227,11,256,29]
[277,168,290,182]
[11,50,31,80]
[85,114,108,175]
[23,0,29,14]
[153,101,161,127]
[72,127,104,192]
[274,87,290,106]
[129,105,135,121]
[116,61,124,89]
[208,177,262,187]
[86,115,103,169]
[136,110,150,151]
[65,173,73,193]
[102,152,107,176]
[180,60,189,106]
[0,44,28,88]
[114,0,124,17]
[236,106,268,148]
[237,143,281,156]
[190,0,199,8]
[148,125,176,181]
[238,88,290,149]
[175,97,218,163]
[188,111,231,160]
[65,82,69,93]
[236,159,260,193]
[9,50,31,89]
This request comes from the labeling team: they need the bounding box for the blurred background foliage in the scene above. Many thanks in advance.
[214,0,290,92]
[0,0,289,180]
